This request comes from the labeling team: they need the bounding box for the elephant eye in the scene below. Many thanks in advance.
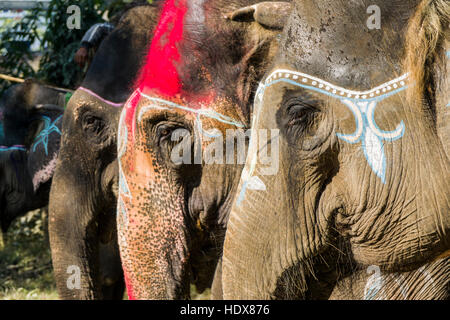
[285,99,318,128]
[156,123,187,144]
[157,125,172,140]
[82,113,106,137]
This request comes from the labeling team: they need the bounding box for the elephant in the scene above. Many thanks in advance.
[0,80,66,232]
[48,4,162,300]
[0,80,66,147]
[222,0,449,299]
[117,0,292,299]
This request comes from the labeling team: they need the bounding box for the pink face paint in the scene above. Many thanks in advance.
[78,87,125,107]
[123,0,191,152]
[124,90,141,140]
[32,153,57,192]
[0,145,26,150]
[123,271,136,300]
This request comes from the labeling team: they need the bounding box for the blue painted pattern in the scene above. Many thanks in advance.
[257,70,407,183]
[237,70,409,206]
[0,145,26,152]
[0,122,5,144]
[32,115,62,155]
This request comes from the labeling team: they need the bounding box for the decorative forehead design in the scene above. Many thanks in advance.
[32,115,62,155]
[78,87,125,108]
[137,91,244,129]
[251,69,409,186]
[136,0,188,96]
[259,69,409,102]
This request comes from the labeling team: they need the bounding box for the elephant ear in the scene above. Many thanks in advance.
[221,1,292,124]
[403,0,449,156]
[27,104,64,193]
[226,1,292,30]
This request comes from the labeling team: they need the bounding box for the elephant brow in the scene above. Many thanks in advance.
[247,69,410,191]
[138,90,245,129]
[261,69,410,102]
[78,87,125,108]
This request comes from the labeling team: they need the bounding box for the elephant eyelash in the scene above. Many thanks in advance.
[285,101,318,127]
[79,112,111,146]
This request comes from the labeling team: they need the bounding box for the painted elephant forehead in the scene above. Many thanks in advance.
[136,0,188,97]
[32,115,62,156]
[260,69,410,101]
[243,69,409,204]
[77,87,125,108]
[122,0,188,137]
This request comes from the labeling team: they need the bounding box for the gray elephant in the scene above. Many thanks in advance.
[116,0,292,299]
[330,256,449,300]
[0,80,65,232]
[223,0,449,299]
[48,4,162,300]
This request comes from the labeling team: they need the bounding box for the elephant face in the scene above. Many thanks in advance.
[49,88,122,299]
[0,80,65,147]
[117,0,292,299]
[48,5,161,300]
[0,80,64,232]
[223,0,449,299]
[0,104,63,232]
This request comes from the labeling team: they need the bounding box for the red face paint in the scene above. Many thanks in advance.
[137,0,187,96]
[124,0,189,139]
[123,271,136,300]
[121,1,189,298]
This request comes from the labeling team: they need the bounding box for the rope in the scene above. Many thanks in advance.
[0,73,74,93]
[0,74,24,83]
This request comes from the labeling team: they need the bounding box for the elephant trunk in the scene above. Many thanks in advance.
[117,182,191,299]
[49,161,103,299]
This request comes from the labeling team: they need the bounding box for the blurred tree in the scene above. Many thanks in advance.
[0,0,108,93]
[37,0,107,88]
[0,5,43,93]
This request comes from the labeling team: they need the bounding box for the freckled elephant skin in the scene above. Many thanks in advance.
[0,81,65,232]
[48,5,161,300]
[223,0,449,299]
[117,0,292,299]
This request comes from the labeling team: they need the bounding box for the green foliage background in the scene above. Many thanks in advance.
[38,0,108,88]
[0,0,108,93]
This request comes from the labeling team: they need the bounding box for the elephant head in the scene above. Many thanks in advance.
[0,103,63,233]
[0,80,66,147]
[117,0,292,299]
[48,5,161,300]
[0,80,65,232]
[223,0,449,299]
